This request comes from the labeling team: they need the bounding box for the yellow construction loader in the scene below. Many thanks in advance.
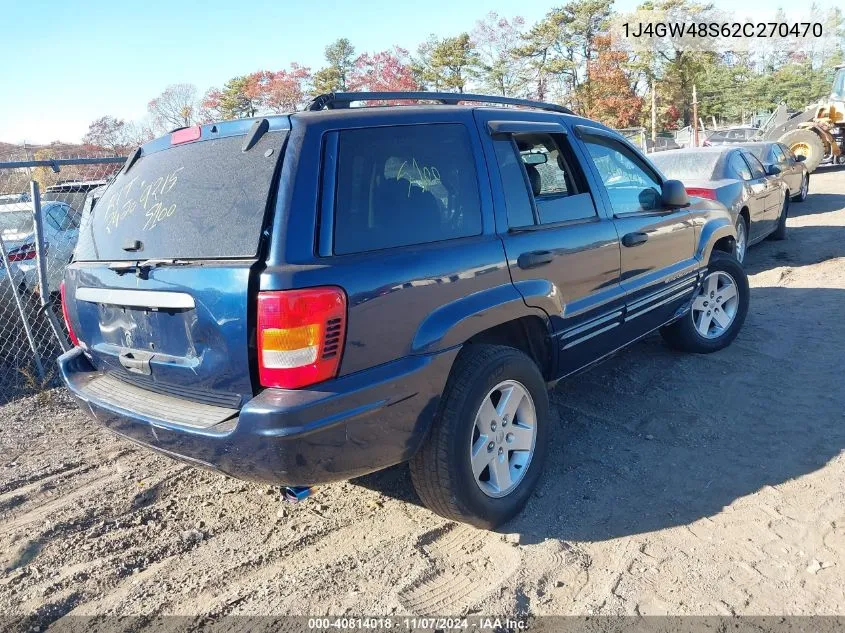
[759,64,845,173]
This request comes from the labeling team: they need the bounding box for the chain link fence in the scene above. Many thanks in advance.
[0,153,125,404]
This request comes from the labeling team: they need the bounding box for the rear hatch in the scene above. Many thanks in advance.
[66,118,289,408]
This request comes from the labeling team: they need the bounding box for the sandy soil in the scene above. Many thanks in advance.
[2,168,844,625]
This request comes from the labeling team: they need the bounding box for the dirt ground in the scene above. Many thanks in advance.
[2,168,844,625]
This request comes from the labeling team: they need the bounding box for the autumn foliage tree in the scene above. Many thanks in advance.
[348,48,419,94]
[577,35,643,128]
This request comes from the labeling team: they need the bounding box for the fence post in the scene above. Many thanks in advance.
[30,181,71,353]
[0,235,45,381]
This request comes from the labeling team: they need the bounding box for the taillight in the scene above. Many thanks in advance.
[257,287,347,389]
[8,243,39,262]
[59,281,80,347]
[685,187,717,200]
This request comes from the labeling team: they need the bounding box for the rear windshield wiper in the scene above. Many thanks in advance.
[109,259,190,278]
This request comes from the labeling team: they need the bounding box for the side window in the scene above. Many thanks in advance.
[581,134,662,214]
[770,144,786,163]
[728,153,753,180]
[779,144,796,162]
[512,133,595,224]
[332,124,482,255]
[742,152,766,179]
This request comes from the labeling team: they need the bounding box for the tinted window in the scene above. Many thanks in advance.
[582,134,662,214]
[75,132,285,261]
[492,139,535,228]
[728,153,753,180]
[771,144,786,163]
[779,144,796,161]
[742,152,766,179]
[333,124,481,255]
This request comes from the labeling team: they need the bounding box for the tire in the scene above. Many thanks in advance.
[769,194,789,240]
[793,173,809,202]
[779,129,824,173]
[660,251,749,354]
[734,214,748,264]
[410,345,549,529]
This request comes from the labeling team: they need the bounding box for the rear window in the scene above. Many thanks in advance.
[332,124,481,255]
[650,152,720,181]
[75,132,285,261]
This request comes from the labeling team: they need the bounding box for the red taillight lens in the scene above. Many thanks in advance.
[8,243,38,261]
[257,287,347,389]
[171,125,201,145]
[685,187,717,200]
[59,281,80,347]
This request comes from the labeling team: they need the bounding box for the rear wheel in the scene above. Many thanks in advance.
[780,129,824,173]
[660,251,749,354]
[410,345,549,529]
[770,194,789,240]
[734,215,748,264]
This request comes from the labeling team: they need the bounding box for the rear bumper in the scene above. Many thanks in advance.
[58,346,458,486]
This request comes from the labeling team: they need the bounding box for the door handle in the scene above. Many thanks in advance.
[622,232,648,247]
[517,250,554,269]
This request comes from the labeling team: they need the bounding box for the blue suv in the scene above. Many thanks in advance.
[59,92,748,528]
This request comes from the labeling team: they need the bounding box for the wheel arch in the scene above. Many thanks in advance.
[411,283,555,379]
[698,215,736,263]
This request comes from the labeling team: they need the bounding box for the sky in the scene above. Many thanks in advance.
[0,0,834,145]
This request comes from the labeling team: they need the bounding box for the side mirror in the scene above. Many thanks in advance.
[661,180,690,208]
[767,164,781,175]
[795,154,806,163]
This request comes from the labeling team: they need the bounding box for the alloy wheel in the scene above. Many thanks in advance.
[470,380,537,498]
[691,271,740,339]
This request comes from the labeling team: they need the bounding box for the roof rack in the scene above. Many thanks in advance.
[306,92,574,115]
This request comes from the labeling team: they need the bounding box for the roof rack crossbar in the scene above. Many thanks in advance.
[306,92,574,115]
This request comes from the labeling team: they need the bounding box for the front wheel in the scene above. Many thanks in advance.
[410,345,549,529]
[660,251,749,353]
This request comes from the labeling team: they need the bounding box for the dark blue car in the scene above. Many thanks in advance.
[59,92,748,528]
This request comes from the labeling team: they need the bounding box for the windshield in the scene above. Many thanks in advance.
[650,152,720,181]
[75,131,286,262]
[0,209,32,237]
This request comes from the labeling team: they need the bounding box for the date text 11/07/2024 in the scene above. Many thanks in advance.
[306,616,529,630]
[622,21,823,39]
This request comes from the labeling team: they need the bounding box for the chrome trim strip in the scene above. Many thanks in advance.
[75,287,195,309]
[562,320,621,350]
[627,276,698,312]
[562,310,624,340]
[626,287,697,322]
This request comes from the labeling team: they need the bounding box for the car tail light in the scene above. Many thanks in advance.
[257,287,347,389]
[171,125,201,145]
[685,187,717,200]
[59,281,80,347]
[7,242,38,262]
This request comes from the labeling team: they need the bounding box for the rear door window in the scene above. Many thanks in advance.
[332,124,481,255]
[494,133,596,226]
[74,132,286,261]
[728,153,753,180]
[742,152,767,179]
